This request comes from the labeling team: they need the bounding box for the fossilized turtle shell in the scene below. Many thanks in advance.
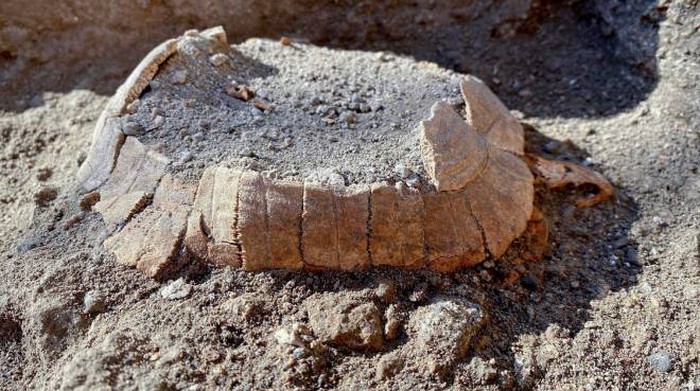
[79,27,533,279]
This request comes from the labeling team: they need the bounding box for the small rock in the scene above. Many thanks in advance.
[221,293,267,322]
[80,191,101,211]
[36,167,53,181]
[209,53,229,67]
[280,36,292,46]
[406,296,486,374]
[159,278,192,300]
[274,323,311,347]
[405,175,421,188]
[171,70,188,84]
[375,281,396,303]
[647,351,672,373]
[315,105,330,116]
[479,270,492,282]
[384,304,402,340]
[122,121,141,136]
[34,186,58,207]
[350,93,364,104]
[376,52,390,62]
[394,164,411,179]
[338,111,356,124]
[192,132,205,142]
[305,293,384,351]
[226,85,256,101]
[307,169,346,187]
[309,95,322,106]
[203,347,221,363]
[152,115,165,129]
[291,347,308,359]
[83,290,106,314]
[409,284,429,303]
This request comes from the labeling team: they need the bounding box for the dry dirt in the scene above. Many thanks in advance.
[1,1,698,390]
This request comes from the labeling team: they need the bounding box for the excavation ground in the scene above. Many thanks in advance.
[0,1,698,390]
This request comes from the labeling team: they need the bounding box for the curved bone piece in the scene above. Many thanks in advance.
[83,27,539,278]
[185,166,241,267]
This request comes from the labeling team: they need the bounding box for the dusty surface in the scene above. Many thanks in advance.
[1,0,699,390]
[134,36,461,185]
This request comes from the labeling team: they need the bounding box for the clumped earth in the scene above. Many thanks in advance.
[1,1,699,390]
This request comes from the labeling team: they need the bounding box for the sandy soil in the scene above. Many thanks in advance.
[1,1,698,390]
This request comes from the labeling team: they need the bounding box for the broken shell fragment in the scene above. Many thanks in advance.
[460,76,525,155]
[420,101,488,192]
[81,27,539,278]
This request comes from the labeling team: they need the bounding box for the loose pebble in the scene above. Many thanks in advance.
[122,121,141,136]
[34,186,58,207]
[83,290,106,314]
[209,53,229,67]
[646,351,672,373]
[159,278,193,300]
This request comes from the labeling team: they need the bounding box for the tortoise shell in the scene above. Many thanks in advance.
[78,27,533,279]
